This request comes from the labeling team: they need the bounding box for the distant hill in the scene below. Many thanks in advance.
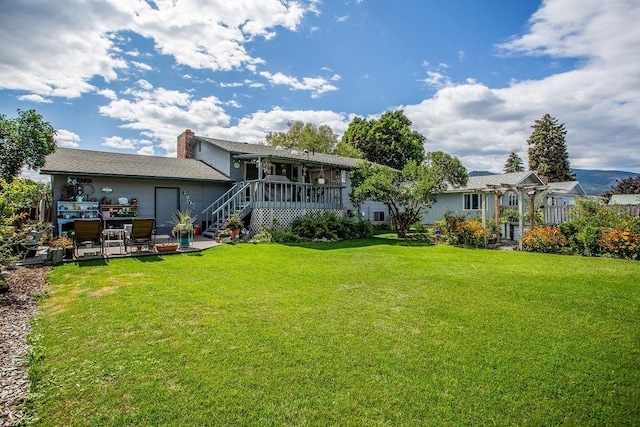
[572,169,639,196]
[468,169,639,196]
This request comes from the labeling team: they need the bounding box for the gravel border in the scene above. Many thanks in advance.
[0,266,49,427]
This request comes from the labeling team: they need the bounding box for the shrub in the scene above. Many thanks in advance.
[267,212,373,243]
[598,228,640,260]
[523,225,568,254]
[441,212,486,247]
[457,219,485,247]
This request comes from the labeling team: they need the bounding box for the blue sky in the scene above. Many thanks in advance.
[1,0,639,175]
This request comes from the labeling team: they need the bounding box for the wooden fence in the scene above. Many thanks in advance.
[542,204,640,225]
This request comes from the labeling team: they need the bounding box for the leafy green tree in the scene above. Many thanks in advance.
[351,152,467,238]
[265,121,337,154]
[0,109,56,182]
[341,110,425,169]
[527,114,574,182]
[503,152,524,173]
[333,140,364,159]
[611,176,640,194]
[0,178,51,225]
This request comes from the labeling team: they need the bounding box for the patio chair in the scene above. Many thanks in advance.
[125,218,155,252]
[73,219,103,258]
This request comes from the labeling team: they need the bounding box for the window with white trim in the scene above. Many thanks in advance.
[463,193,481,210]
[505,193,518,207]
[373,211,385,221]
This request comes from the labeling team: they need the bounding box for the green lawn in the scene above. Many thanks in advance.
[28,239,640,426]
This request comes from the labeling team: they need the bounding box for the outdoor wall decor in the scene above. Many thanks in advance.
[101,186,113,194]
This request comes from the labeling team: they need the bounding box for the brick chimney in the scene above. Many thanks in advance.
[177,129,195,158]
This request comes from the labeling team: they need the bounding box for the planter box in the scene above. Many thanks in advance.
[156,243,179,253]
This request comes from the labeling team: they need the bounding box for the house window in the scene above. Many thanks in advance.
[373,211,385,221]
[463,194,481,210]
[506,193,519,207]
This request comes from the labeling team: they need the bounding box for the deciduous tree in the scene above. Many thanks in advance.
[527,114,574,182]
[341,110,425,169]
[611,176,640,195]
[351,152,467,238]
[265,121,337,154]
[0,109,56,182]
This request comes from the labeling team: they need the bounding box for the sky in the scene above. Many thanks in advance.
[1,0,639,177]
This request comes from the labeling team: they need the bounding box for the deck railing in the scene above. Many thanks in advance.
[201,180,344,235]
[250,180,343,210]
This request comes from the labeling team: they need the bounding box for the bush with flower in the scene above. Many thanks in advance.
[598,228,640,260]
[522,225,568,254]
[224,213,244,230]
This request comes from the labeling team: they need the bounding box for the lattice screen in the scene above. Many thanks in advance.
[250,208,342,233]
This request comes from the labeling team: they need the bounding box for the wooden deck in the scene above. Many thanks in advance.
[17,236,222,266]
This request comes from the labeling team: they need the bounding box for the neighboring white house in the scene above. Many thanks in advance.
[609,194,640,205]
[544,181,586,206]
[421,171,546,225]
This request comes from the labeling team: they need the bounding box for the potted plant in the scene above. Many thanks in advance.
[48,236,72,263]
[223,213,243,240]
[171,209,196,248]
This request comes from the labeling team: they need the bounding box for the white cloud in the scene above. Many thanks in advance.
[137,79,154,90]
[137,145,155,156]
[17,94,51,103]
[402,0,640,173]
[0,0,314,98]
[96,88,118,100]
[131,61,153,71]
[336,15,349,23]
[55,129,81,148]
[99,85,231,154]
[259,71,338,97]
[102,136,137,150]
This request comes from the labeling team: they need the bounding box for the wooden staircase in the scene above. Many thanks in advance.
[201,182,253,238]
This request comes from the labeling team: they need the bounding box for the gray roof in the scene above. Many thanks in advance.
[609,194,640,205]
[197,136,365,169]
[42,147,231,182]
[446,171,545,192]
[546,181,586,195]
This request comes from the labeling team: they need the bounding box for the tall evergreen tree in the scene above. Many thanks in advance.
[527,114,574,182]
[503,152,524,173]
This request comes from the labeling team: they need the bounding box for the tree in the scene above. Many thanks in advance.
[265,121,337,154]
[503,152,524,173]
[527,114,574,182]
[351,152,467,238]
[611,176,640,194]
[341,110,425,169]
[0,109,56,182]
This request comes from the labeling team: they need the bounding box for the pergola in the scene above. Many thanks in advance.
[482,182,547,250]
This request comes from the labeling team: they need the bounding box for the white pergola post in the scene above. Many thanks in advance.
[518,188,525,250]
[481,192,488,246]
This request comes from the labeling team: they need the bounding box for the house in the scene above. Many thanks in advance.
[544,181,586,206]
[608,194,640,205]
[421,171,547,225]
[42,130,375,237]
[420,171,548,247]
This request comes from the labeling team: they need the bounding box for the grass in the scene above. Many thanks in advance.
[27,238,640,426]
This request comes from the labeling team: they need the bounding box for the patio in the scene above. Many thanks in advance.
[17,235,221,266]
